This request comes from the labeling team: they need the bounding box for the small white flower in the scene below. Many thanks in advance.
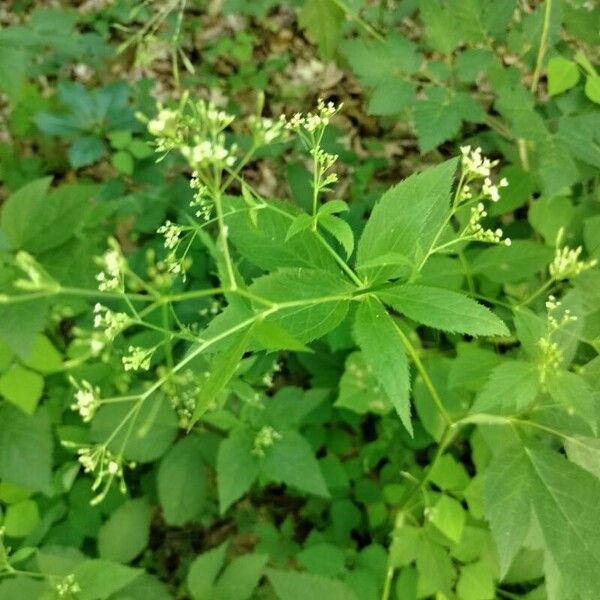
[71,379,101,423]
[122,345,154,371]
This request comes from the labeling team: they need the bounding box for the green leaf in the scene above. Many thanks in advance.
[190,325,255,427]
[158,436,207,526]
[22,334,62,374]
[456,561,495,600]
[471,240,553,284]
[415,534,455,597]
[484,446,531,577]
[213,554,268,600]
[429,495,466,543]
[4,500,39,538]
[546,370,596,432]
[68,135,106,168]
[379,284,508,337]
[367,80,416,116]
[0,179,95,254]
[285,214,313,242]
[97,498,151,563]
[0,404,52,493]
[250,268,354,343]
[261,430,329,498]
[0,46,27,102]
[223,196,338,273]
[91,395,178,463]
[356,158,458,284]
[547,56,580,95]
[217,428,259,513]
[335,351,392,415]
[526,445,600,598]
[565,436,600,479]
[187,542,228,599]
[111,150,134,175]
[297,543,346,577]
[585,75,600,103]
[472,361,539,414]
[414,87,462,153]
[318,213,354,258]
[74,559,142,600]
[298,0,344,60]
[341,33,420,87]
[353,298,412,434]
[268,569,359,600]
[0,365,44,415]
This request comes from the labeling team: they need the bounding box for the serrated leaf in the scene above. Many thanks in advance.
[97,499,151,563]
[379,284,509,337]
[158,436,207,526]
[484,446,531,577]
[353,298,412,434]
[319,213,354,258]
[414,88,462,152]
[335,351,392,415]
[217,429,259,513]
[472,361,539,414]
[261,430,329,498]
[285,214,313,242]
[525,445,600,599]
[356,158,458,284]
[268,569,359,600]
[298,0,344,60]
[223,196,338,272]
[190,325,255,427]
[249,268,354,343]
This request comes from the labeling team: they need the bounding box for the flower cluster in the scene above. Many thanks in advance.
[465,203,511,246]
[70,378,101,423]
[190,176,212,221]
[95,241,124,292]
[94,303,129,340]
[537,296,578,384]
[286,99,341,133]
[76,445,129,505]
[122,345,155,371]
[55,574,81,599]
[181,139,237,169]
[459,146,508,204]
[252,425,282,457]
[549,244,597,280]
[249,114,287,145]
[157,220,183,250]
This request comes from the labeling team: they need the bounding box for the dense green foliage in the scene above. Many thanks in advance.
[0,1,599,599]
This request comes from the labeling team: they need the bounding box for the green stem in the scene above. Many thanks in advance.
[531,0,553,94]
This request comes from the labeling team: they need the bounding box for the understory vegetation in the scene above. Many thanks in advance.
[0,1,599,599]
